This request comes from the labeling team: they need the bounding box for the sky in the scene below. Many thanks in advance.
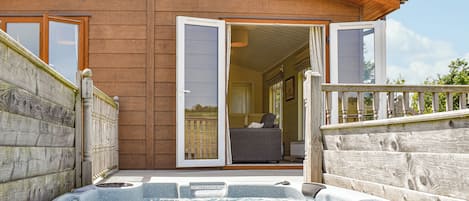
[386,0,469,84]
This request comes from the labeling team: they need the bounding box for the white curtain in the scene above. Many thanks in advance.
[225,25,232,165]
[309,26,325,74]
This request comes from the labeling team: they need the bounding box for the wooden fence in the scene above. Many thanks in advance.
[303,70,469,200]
[322,84,469,124]
[80,69,119,184]
[184,115,218,160]
[91,87,119,182]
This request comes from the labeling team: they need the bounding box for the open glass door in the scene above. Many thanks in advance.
[176,16,226,167]
[330,21,386,124]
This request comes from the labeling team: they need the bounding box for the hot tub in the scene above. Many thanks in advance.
[54,181,388,201]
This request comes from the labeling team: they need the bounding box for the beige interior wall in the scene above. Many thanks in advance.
[228,64,263,114]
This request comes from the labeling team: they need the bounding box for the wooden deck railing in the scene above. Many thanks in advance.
[322,84,469,124]
[184,116,218,160]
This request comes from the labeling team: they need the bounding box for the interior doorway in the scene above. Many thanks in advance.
[225,20,326,168]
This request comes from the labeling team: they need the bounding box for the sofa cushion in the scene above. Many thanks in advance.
[260,113,276,128]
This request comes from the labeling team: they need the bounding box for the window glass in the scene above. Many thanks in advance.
[6,23,40,56]
[49,21,79,83]
[269,80,283,126]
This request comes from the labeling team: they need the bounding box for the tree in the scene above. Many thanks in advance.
[411,58,469,113]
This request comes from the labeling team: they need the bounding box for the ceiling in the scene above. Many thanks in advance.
[230,25,309,72]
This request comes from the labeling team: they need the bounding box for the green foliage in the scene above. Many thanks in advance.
[411,58,469,113]
[185,104,218,113]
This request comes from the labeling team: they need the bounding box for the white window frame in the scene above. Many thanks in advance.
[330,21,387,124]
[176,16,226,167]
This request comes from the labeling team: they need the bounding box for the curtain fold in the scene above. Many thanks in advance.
[225,25,232,165]
[309,26,324,74]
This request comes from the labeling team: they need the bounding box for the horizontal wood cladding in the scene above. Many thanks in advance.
[119,111,146,126]
[155,68,176,82]
[324,151,469,200]
[155,111,176,126]
[154,125,176,140]
[154,0,358,16]
[90,25,146,39]
[154,154,176,169]
[154,97,176,112]
[89,54,146,68]
[154,83,176,97]
[94,82,145,97]
[324,128,469,153]
[323,174,463,201]
[119,154,146,169]
[93,69,146,82]
[119,125,146,140]
[88,11,147,25]
[155,40,175,54]
[154,140,176,154]
[89,40,146,54]
[119,140,146,154]
[156,54,176,67]
[0,0,146,11]
[155,12,359,27]
[322,114,469,200]
[118,97,146,111]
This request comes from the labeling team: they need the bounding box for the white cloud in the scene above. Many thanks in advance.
[386,19,463,84]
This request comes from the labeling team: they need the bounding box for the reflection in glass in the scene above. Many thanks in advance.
[338,28,375,84]
[6,23,40,56]
[184,24,218,160]
[338,28,376,123]
[49,21,79,83]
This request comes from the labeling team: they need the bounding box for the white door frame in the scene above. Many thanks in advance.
[176,16,226,167]
[330,21,387,124]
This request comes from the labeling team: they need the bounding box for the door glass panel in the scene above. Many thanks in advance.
[337,28,375,122]
[338,28,375,84]
[6,23,40,56]
[184,24,218,160]
[49,21,79,83]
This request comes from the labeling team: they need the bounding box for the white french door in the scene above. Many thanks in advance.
[176,16,226,167]
[330,21,387,124]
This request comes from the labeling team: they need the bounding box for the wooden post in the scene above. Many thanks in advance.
[303,70,323,183]
[81,69,93,185]
[75,71,83,187]
[113,96,120,171]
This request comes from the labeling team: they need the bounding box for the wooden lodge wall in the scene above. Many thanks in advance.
[1,0,367,169]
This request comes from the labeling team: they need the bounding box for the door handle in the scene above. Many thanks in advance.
[183,90,191,94]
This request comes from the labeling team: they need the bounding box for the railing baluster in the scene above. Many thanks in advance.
[341,92,348,123]
[446,92,453,111]
[387,92,394,118]
[460,93,467,109]
[432,92,439,113]
[357,92,364,121]
[402,92,409,116]
[373,92,379,120]
[325,91,331,124]
[418,92,425,114]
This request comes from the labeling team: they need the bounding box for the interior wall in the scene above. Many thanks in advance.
[229,64,263,114]
[263,46,309,156]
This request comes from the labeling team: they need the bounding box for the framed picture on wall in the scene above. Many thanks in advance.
[284,76,295,101]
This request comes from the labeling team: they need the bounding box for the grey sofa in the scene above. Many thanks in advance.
[229,113,282,163]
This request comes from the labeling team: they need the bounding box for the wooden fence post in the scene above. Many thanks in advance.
[113,96,120,171]
[81,69,93,185]
[304,70,323,183]
[75,71,83,187]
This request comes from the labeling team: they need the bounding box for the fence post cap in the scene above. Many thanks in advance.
[82,68,93,78]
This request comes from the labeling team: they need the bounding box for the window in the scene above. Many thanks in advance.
[269,80,283,127]
[0,15,88,83]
